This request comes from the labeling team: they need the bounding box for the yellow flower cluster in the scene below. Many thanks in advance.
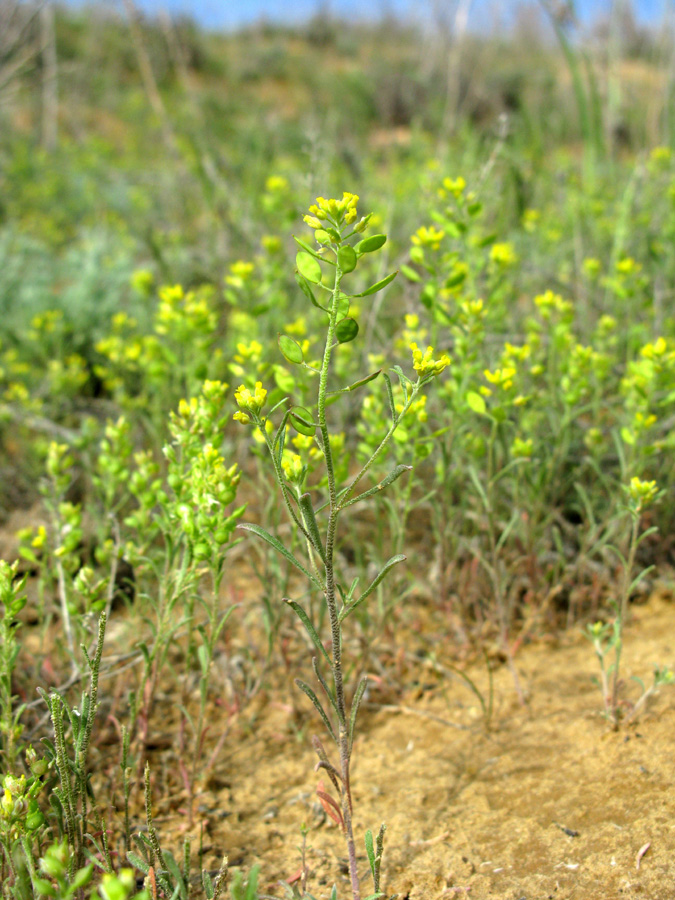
[233,381,267,424]
[490,242,517,267]
[281,451,304,483]
[439,176,466,198]
[483,366,516,393]
[534,289,573,321]
[304,192,360,229]
[627,476,659,511]
[410,343,451,379]
[225,260,255,288]
[266,175,289,193]
[411,225,445,251]
[155,285,217,336]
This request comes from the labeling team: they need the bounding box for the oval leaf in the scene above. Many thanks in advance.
[353,270,398,297]
[466,391,487,415]
[290,406,316,436]
[356,234,386,254]
[338,245,357,273]
[278,334,304,365]
[336,317,359,344]
[296,251,322,284]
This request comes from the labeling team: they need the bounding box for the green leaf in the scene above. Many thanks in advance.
[290,406,316,436]
[278,334,304,365]
[336,317,359,343]
[202,870,214,899]
[127,851,150,875]
[466,391,487,415]
[237,522,323,590]
[295,678,336,742]
[342,466,412,509]
[478,231,498,247]
[390,364,413,391]
[296,251,322,284]
[71,865,94,891]
[339,554,406,621]
[352,270,398,297]
[356,234,386,254]
[338,245,357,273]
[401,263,421,282]
[244,865,260,900]
[383,372,396,420]
[299,493,326,562]
[365,829,376,875]
[286,600,331,665]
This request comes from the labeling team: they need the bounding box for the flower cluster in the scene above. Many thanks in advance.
[233,381,267,424]
[303,192,363,230]
[410,343,451,379]
[626,476,659,513]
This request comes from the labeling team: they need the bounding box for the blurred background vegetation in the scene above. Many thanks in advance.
[1,0,675,522]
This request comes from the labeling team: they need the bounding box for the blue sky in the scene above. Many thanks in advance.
[103,0,668,31]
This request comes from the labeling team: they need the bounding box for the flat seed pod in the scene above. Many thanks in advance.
[296,251,322,284]
[336,292,350,319]
[337,245,357,273]
[278,334,304,365]
[356,234,386,254]
[290,406,316,436]
[336,317,359,343]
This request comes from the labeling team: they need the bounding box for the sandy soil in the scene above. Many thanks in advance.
[133,591,675,900]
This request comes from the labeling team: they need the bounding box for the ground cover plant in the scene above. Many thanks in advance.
[1,2,675,898]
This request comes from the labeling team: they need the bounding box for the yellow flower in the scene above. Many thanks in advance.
[225,261,255,288]
[442,176,466,196]
[265,175,289,193]
[31,526,47,549]
[309,193,359,225]
[641,337,668,360]
[484,367,516,391]
[490,242,517,267]
[234,382,267,416]
[627,477,659,511]
[410,343,451,378]
[281,452,304,483]
[411,225,445,251]
[616,257,641,275]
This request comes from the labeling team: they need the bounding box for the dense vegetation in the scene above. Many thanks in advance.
[1,3,675,898]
